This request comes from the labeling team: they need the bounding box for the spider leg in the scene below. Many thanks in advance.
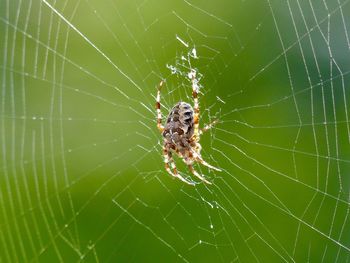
[163,149,195,186]
[200,119,219,135]
[190,70,200,141]
[189,147,221,172]
[170,162,195,186]
[156,80,165,133]
[188,164,212,185]
[196,156,222,172]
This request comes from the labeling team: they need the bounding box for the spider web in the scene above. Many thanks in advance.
[1,0,350,262]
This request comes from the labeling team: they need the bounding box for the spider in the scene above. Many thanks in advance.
[156,70,221,185]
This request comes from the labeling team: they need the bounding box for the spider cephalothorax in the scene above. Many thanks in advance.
[156,70,221,185]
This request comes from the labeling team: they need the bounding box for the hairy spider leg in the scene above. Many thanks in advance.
[188,164,212,184]
[190,148,222,172]
[196,156,222,172]
[200,119,219,135]
[156,80,165,133]
[163,148,195,186]
[191,70,200,141]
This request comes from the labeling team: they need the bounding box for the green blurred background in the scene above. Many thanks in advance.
[1,0,350,262]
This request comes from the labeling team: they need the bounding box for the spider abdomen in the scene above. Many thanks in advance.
[163,102,194,141]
